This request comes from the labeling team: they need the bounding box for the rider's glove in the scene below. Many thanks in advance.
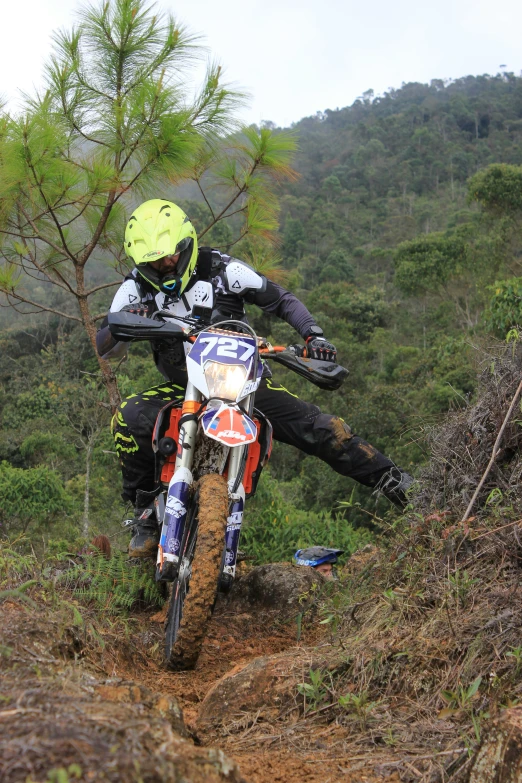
[305,336,337,363]
[287,336,337,363]
[121,303,150,318]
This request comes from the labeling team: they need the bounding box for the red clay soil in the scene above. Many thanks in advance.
[231,750,400,783]
[114,601,399,783]
[0,601,243,783]
[1,587,400,783]
[123,602,308,725]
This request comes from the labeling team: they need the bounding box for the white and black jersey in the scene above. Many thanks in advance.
[96,250,319,384]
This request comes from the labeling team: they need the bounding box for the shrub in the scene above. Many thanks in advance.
[0,462,71,534]
[241,471,373,564]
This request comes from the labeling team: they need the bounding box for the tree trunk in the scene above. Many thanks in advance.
[75,269,121,413]
[468,706,522,782]
[83,442,92,540]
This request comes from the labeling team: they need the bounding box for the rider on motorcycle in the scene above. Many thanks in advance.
[96,199,414,557]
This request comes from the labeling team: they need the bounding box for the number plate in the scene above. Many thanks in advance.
[186,331,262,401]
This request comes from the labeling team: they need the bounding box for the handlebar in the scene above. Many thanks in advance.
[262,349,348,390]
[259,346,286,354]
[107,311,348,390]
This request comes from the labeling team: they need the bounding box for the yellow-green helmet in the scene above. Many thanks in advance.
[124,199,198,296]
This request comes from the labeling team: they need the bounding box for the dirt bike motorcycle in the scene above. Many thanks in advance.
[108,308,348,670]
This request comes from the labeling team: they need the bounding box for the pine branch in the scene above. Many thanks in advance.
[85,280,121,296]
[17,203,78,267]
[195,178,216,221]
[78,194,116,266]
[225,228,249,249]
[198,176,252,239]
[59,194,99,227]
[1,233,76,296]
[0,289,81,322]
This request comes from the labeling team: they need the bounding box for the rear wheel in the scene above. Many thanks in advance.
[164,473,229,670]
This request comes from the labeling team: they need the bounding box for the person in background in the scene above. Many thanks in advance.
[294,547,344,579]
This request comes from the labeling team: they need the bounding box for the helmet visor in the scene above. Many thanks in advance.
[145,237,195,293]
[175,236,192,255]
[160,237,194,286]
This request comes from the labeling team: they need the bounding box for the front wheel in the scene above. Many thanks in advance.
[164,473,229,670]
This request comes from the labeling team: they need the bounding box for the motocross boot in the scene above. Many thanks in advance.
[126,489,160,558]
[374,467,415,508]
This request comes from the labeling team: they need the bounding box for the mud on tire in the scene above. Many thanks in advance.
[165,473,229,670]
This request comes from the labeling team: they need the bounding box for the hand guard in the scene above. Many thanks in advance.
[121,303,150,318]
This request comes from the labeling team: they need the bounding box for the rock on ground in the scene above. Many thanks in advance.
[196,648,337,738]
[226,563,325,617]
[468,706,522,782]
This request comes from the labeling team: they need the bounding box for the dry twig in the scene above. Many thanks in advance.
[462,375,522,521]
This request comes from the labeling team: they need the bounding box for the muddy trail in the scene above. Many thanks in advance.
[95,598,406,783]
[8,526,522,783]
[0,561,400,783]
[9,356,522,782]
[111,566,399,783]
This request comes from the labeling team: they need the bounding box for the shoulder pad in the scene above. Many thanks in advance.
[110,279,142,312]
[224,260,266,295]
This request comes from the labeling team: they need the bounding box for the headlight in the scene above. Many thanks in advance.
[204,361,247,400]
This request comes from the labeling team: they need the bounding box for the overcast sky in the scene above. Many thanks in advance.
[2,0,522,127]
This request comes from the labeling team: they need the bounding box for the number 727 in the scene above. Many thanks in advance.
[198,336,255,361]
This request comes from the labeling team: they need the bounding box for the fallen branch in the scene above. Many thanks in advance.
[471,517,522,541]
[462,376,522,522]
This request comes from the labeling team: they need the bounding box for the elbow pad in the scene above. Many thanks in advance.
[96,321,128,360]
[223,260,267,297]
[101,341,128,361]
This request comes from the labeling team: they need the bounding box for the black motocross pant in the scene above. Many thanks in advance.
[112,378,396,504]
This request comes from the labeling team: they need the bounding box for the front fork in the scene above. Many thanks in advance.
[223,446,246,581]
[223,393,255,579]
[157,382,200,580]
[156,385,251,581]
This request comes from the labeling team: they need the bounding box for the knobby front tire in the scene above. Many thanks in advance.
[164,473,229,670]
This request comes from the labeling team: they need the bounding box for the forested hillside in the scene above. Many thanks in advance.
[3,72,522,546]
[7,49,522,782]
[240,73,522,522]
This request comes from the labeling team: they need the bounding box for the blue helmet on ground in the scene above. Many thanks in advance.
[294,547,344,567]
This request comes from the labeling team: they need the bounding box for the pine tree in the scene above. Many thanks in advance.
[0,0,296,410]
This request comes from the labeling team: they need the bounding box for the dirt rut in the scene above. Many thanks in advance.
[1,565,397,783]
[122,596,399,783]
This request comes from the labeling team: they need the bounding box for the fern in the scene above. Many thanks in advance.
[0,537,38,588]
[57,550,164,613]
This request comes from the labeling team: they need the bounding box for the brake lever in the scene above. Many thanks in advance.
[153,310,205,334]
